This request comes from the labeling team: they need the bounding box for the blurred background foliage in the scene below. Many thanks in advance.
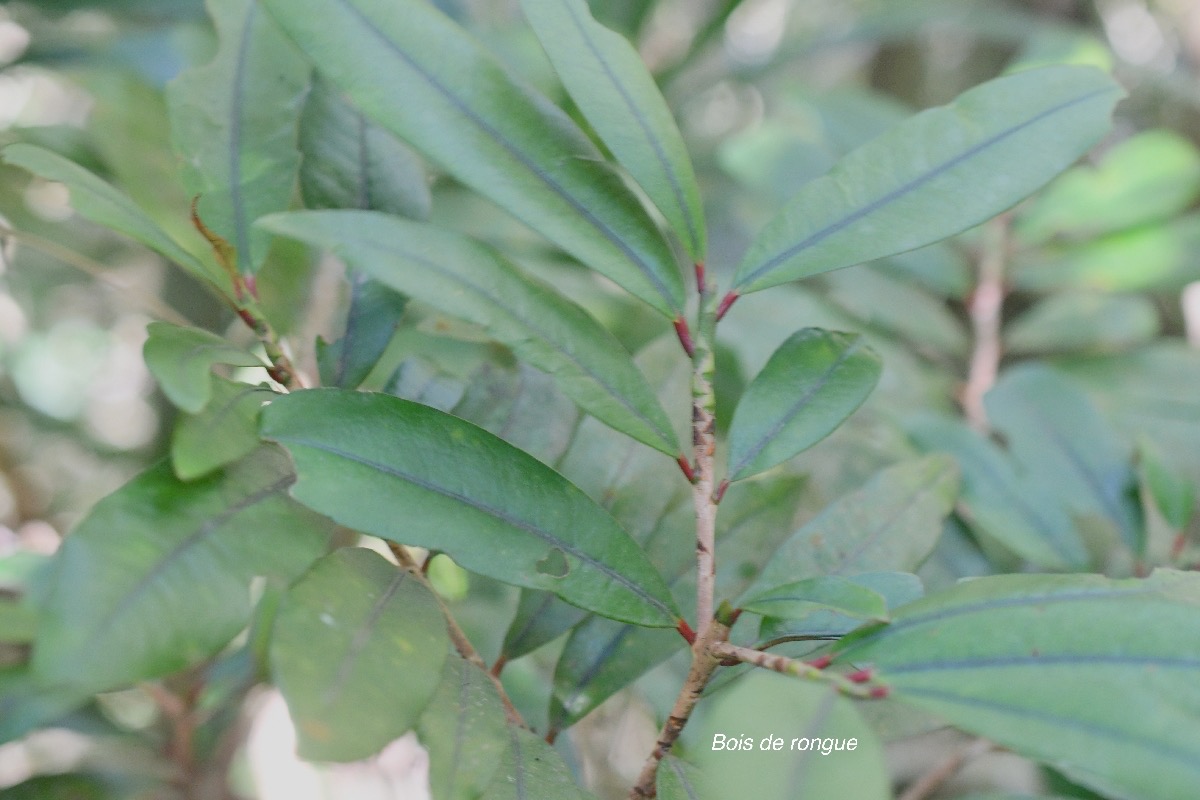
[2,0,1200,798]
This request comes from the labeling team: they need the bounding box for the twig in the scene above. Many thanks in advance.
[0,223,193,327]
[962,216,1010,431]
[710,642,888,699]
[628,619,731,799]
[897,737,994,800]
[691,277,719,630]
[385,542,526,728]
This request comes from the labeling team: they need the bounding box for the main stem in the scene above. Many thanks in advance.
[962,215,1009,431]
[692,279,719,631]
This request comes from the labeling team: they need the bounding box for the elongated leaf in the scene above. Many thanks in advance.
[1016,129,1200,243]
[658,756,706,800]
[171,376,273,480]
[694,673,891,800]
[907,414,1088,569]
[485,727,592,799]
[832,571,1200,800]
[168,0,309,272]
[0,666,89,745]
[417,657,510,800]
[299,75,431,219]
[757,572,924,643]
[747,456,958,596]
[985,366,1140,549]
[316,274,407,390]
[727,329,881,482]
[520,0,705,259]
[261,211,679,455]
[143,322,266,413]
[731,66,1122,294]
[271,548,449,761]
[742,576,888,622]
[260,0,684,316]
[502,589,589,662]
[261,389,680,627]
[1,143,220,286]
[1005,293,1158,355]
[32,448,332,693]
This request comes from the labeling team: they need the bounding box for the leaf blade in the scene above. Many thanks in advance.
[143,322,266,413]
[261,0,684,316]
[521,0,705,258]
[261,210,679,454]
[261,389,680,627]
[727,329,881,482]
[732,65,1123,294]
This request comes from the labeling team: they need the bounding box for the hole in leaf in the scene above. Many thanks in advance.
[535,548,570,579]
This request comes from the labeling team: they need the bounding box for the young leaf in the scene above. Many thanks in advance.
[485,726,593,799]
[171,376,274,480]
[261,211,679,455]
[907,414,1088,569]
[299,75,431,219]
[726,329,881,482]
[416,657,511,800]
[168,0,309,273]
[693,673,891,800]
[746,456,959,596]
[316,274,407,390]
[261,389,681,627]
[143,322,266,413]
[741,576,889,622]
[32,448,333,694]
[731,65,1123,295]
[1,143,221,288]
[271,548,449,761]
[985,366,1140,550]
[832,571,1200,800]
[260,0,685,317]
[520,0,705,259]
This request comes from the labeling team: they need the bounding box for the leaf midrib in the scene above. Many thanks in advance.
[736,86,1114,291]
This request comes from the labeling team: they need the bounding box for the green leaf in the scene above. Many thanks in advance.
[657,756,706,800]
[260,0,684,317]
[550,617,679,730]
[742,576,889,622]
[693,673,891,800]
[832,570,1200,800]
[731,65,1122,295]
[299,75,431,219]
[1,143,219,287]
[416,657,511,800]
[520,0,705,259]
[727,329,881,482]
[261,389,680,627]
[32,448,332,694]
[757,572,924,643]
[261,211,679,455]
[0,601,36,644]
[168,0,309,273]
[485,726,592,799]
[502,589,589,662]
[171,376,273,480]
[143,322,266,413]
[907,414,1088,569]
[271,548,449,761]
[0,666,89,744]
[824,268,969,357]
[985,366,1140,550]
[316,274,407,390]
[1005,293,1158,355]
[1138,437,1195,531]
[747,456,959,596]
[1016,129,1200,243]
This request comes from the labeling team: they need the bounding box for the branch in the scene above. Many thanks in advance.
[961,215,1010,431]
[692,273,719,630]
[628,619,731,799]
[897,737,994,800]
[710,641,889,699]
[385,542,526,728]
